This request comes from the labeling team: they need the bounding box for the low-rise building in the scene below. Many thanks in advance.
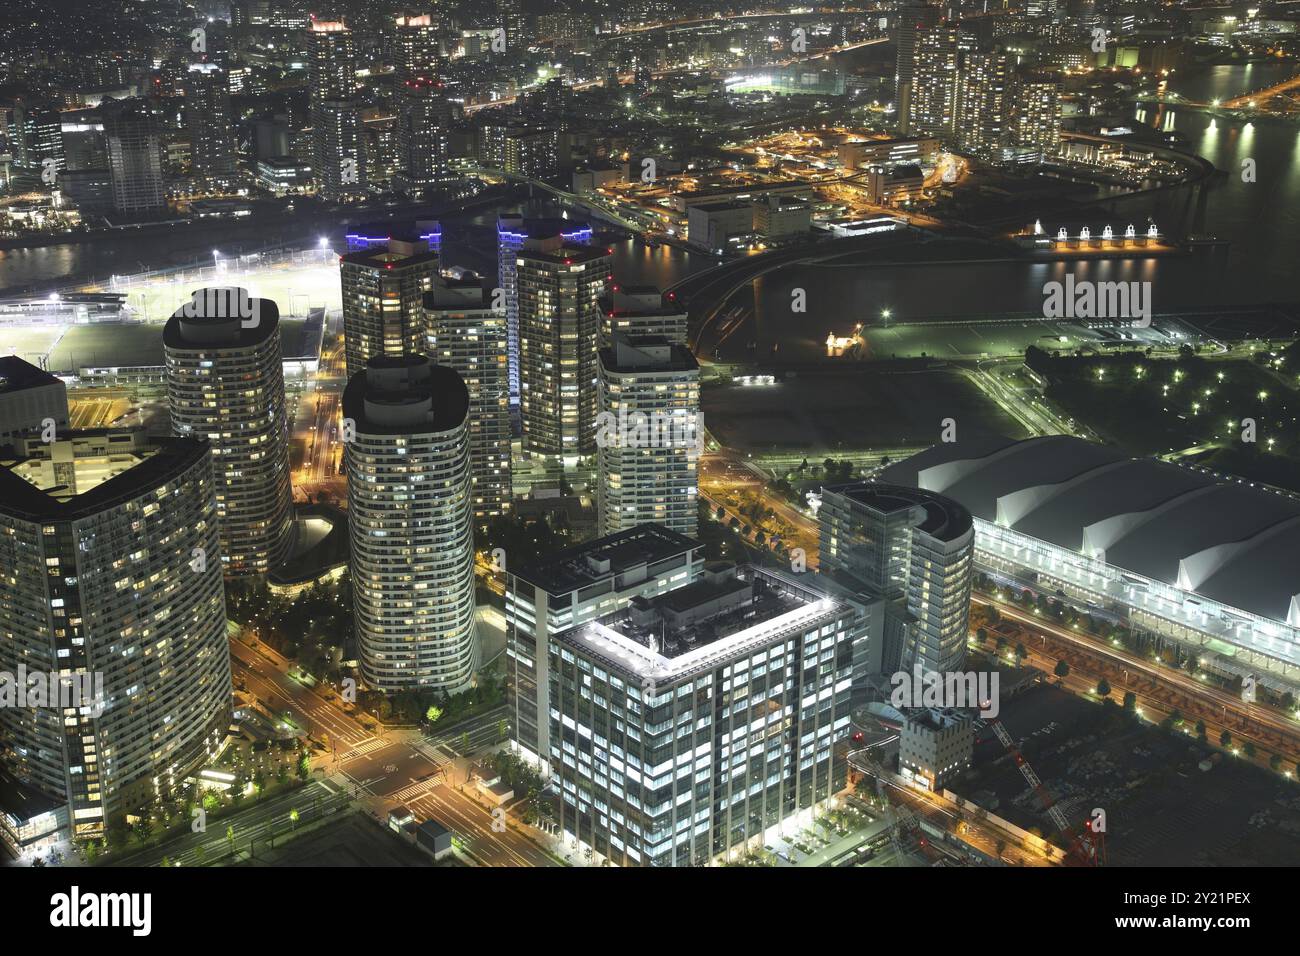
[899,707,974,791]
[686,201,753,252]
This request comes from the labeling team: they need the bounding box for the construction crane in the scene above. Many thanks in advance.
[989,718,1102,865]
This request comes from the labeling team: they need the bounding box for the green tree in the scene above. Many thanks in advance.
[1053,660,1070,680]
[497,719,508,741]
[426,705,443,724]
[1015,642,1027,666]
[1243,742,1256,759]
[1095,678,1111,698]
[1220,730,1232,747]
[1123,692,1137,711]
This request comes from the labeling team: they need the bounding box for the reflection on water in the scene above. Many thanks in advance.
[0,64,1295,334]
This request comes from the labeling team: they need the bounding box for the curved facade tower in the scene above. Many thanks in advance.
[343,355,478,692]
[0,432,230,839]
[164,287,295,576]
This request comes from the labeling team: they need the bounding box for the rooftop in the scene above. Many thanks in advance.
[555,566,846,684]
[511,523,700,597]
[0,355,60,394]
[823,481,973,543]
[340,355,469,435]
[879,434,1300,624]
[0,433,210,522]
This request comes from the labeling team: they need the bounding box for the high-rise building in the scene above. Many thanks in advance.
[497,215,594,408]
[956,52,1010,156]
[9,102,65,176]
[548,564,860,865]
[506,524,705,774]
[343,355,478,693]
[184,63,237,183]
[503,125,560,180]
[817,482,974,675]
[392,78,453,196]
[596,335,699,537]
[909,24,959,136]
[164,288,295,575]
[599,285,687,347]
[516,236,610,463]
[894,0,941,135]
[495,0,528,49]
[424,275,512,521]
[0,431,230,840]
[1009,71,1062,159]
[308,18,365,201]
[102,103,164,215]
[340,235,440,379]
[393,12,443,82]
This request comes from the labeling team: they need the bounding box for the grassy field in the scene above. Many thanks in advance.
[96,257,341,323]
[36,318,317,372]
[702,367,1030,452]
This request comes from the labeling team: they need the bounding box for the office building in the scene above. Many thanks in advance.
[424,275,512,520]
[752,195,811,240]
[506,524,705,773]
[596,336,699,537]
[184,63,237,183]
[340,235,440,379]
[163,287,295,575]
[515,235,610,463]
[599,286,687,347]
[102,103,164,215]
[308,18,365,201]
[344,355,478,693]
[0,356,68,446]
[837,136,940,170]
[549,564,859,865]
[818,482,974,675]
[899,707,974,791]
[0,431,230,840]
[497,215,594,406]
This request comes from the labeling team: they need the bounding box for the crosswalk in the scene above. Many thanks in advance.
[390,777,444,803]
[338,737,391,761]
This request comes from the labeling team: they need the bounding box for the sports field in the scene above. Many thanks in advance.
[89,253,341,323]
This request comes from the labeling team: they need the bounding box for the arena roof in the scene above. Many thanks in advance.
[879,435,1300,625]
